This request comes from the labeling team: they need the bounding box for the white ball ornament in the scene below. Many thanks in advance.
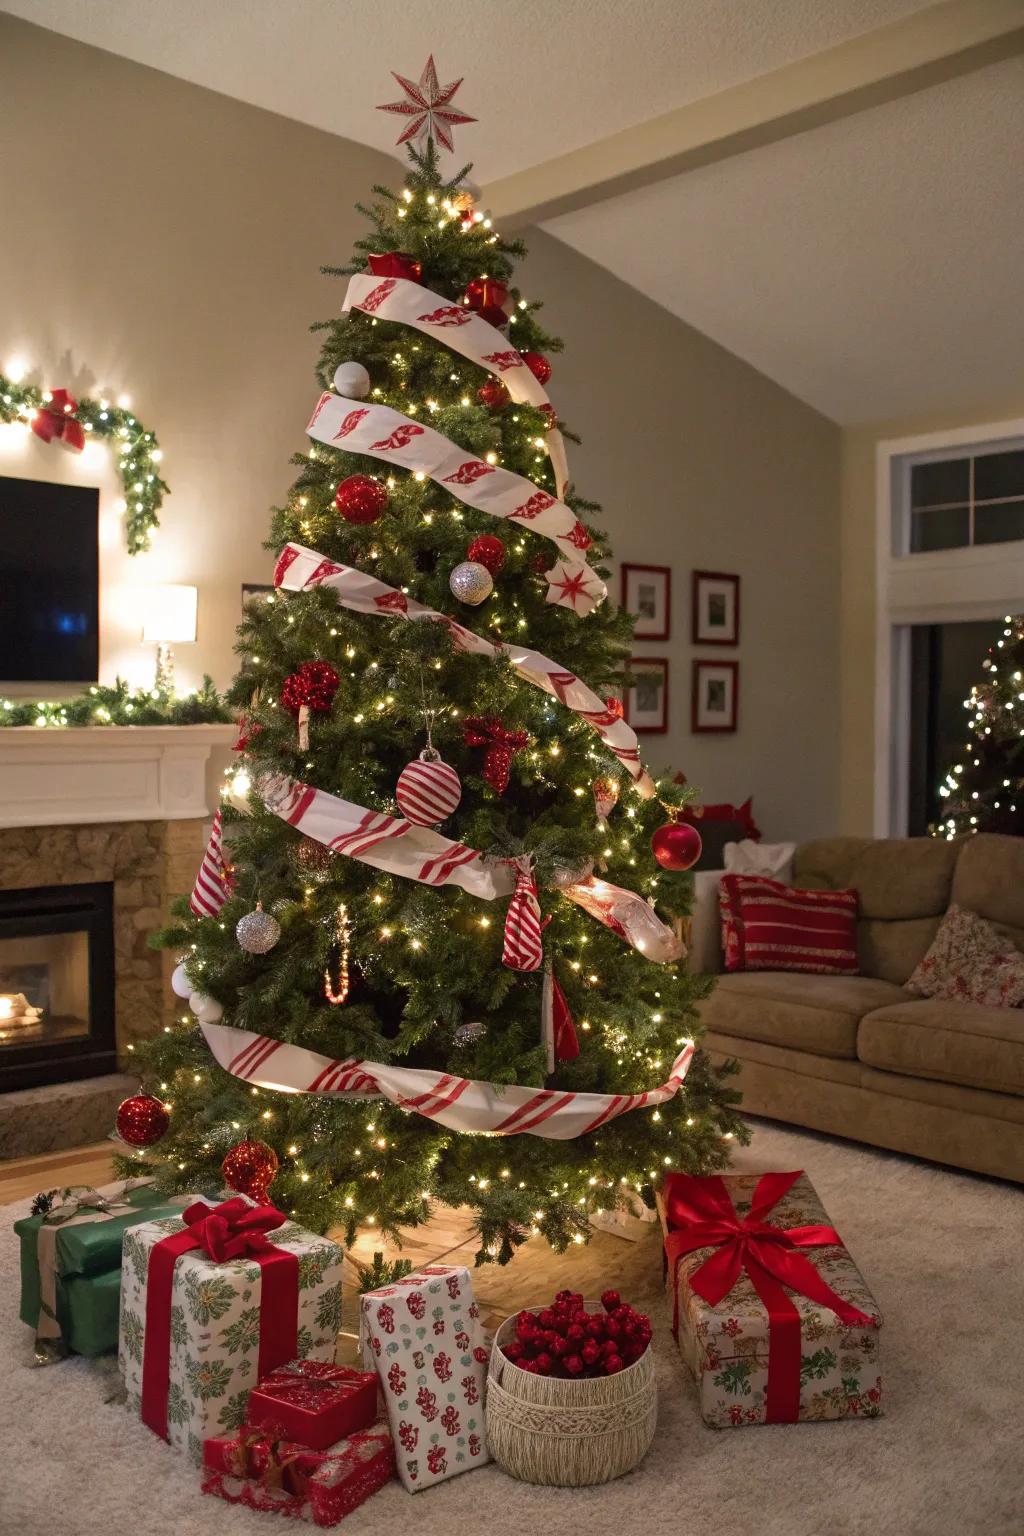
[449,560,493,606]
[170,962,193,999]
[236,903,281,955]
[189,992,224,1024]
[333,362,371,399]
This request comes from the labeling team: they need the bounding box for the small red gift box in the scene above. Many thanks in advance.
[202,1422,394,1526]
[247,1360,378,1450]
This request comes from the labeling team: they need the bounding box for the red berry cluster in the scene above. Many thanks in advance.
[500,1288,652,1379]
[281,661,340,715]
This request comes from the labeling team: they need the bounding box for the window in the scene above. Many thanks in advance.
[907,444,1024,553]
[906,619,1004,836]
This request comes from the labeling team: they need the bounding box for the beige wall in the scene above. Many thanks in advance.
[2,17,843,842]
[840,394,1024,835]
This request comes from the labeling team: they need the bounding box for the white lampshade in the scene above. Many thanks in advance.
[142,585,198,644]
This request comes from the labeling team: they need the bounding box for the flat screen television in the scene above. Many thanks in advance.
[0,476,100,682]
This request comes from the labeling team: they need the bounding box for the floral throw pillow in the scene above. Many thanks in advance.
[906,904,1024,1008]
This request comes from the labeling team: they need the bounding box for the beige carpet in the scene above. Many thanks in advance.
[3,1120,1021,1536]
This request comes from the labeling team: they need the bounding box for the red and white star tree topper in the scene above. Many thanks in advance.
[378,56,476,154]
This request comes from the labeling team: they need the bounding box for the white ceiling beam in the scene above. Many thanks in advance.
[486,0,1024,227]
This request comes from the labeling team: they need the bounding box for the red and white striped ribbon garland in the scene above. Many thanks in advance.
[501,856,544,972]
[342,273,570,497]
[304,391,605,615]
[274,541,654,793]
[200,1020,695,1140]
[188,810,232,918]
[258,773,683,964]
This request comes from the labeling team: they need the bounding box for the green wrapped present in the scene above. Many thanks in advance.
[15,1182,193,1362]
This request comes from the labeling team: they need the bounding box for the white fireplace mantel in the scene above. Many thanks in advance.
[0,725,237,829]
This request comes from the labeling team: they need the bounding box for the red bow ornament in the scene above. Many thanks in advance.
[462,715,529,795]
[664,1170,875,1423]
[31,388,86,453]
[141,1198,299,1441]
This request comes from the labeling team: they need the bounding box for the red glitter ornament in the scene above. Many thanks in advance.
[462,716,530,795]
[651,819,703,871]
[116,1092,169,1148]
[477,377,510,413]
[282,661,340,716]
[530,552,550,575]
[335,474,389,525]
[221,1136,280,1203]
[605,696,624,721]
[466,534,506,575]
[463,277,509,328]
[520,351,552,385]
[367,252,422,282]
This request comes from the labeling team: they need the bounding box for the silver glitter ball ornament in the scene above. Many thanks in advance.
[236,903,281,954]
[332,361,371,398]
[449,560,493,606]
[453,1020,487,1046]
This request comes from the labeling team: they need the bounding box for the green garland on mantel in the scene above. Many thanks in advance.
[0,677,233,728]
[0,372,168,553]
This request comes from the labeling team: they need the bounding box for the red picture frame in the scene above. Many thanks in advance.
[692,659,739,733]
[621,564,671,641]
[623,657,669,734]
[691,570,740,646]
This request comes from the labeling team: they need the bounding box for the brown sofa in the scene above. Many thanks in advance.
[696,833,1024,1183]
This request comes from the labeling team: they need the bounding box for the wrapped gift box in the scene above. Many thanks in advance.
[201,1421,394,1525]
[359,1265,489,1490]
[120,1199,344,1462]
[15,1182,190,1359]
[660,1170,883,1428]
[247,1360,378,1450]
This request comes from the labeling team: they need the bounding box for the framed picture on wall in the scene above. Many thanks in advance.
[692,570,740,645]
[624,657,669,733]
[692,659,738,733]
[621,564,671,640]
[241,583,275,613]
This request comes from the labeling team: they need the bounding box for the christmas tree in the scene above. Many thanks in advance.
[936,613,1024,839]
[118,63,746,1263]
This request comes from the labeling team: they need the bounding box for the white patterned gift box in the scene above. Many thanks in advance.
[119,1210,344,1462]
[359,1265,490,1490]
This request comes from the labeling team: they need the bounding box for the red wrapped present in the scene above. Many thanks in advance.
[202,1421,394,1525]
[247,1360,378,1450]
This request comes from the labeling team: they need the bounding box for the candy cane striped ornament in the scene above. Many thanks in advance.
[502,857,544,972]
[395,750,462,827]
[188,810,232,918]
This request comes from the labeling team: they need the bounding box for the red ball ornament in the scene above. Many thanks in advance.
[221,1136,280,1203]
[651,819,703,871]
[520,351,552,385]
[335,474,388,525]
[477,378,510,413]
[605,696,624,721]
[466,534,506,575]
[367,252,422,282]
[463,277,510,328]
[116,1092,169,1148]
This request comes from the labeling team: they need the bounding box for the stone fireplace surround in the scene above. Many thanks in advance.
[0,725,235,1157]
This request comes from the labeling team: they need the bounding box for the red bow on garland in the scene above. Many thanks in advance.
[462,715,529,795]
[31,388,85,453]
[664,1170,875,1422]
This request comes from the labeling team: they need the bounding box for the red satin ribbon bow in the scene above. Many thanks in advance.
[664,1170,875,1423]
[31,388,86,453]
[141,1198,298,1442]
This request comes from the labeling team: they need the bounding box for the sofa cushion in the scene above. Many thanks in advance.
[720,875,859,975]
[905,904,1024,1007]
[857,916,942,986]
[858,999,1024,1097]
[949,833,1024,949]
[699,972,908,1059]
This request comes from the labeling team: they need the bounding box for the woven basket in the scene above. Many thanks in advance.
[486,1305,657,1487]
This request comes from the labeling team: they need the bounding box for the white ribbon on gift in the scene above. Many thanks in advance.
[304,390,605,614]
[201,1019,696,1140]
[274,541,653,792]
[343,272,570,497]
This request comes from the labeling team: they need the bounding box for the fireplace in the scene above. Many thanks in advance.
[0,882,116,1091]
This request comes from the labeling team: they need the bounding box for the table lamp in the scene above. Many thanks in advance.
[142,584,197,693]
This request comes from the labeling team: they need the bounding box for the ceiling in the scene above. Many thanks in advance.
[2,0,935,181]
[5,0,1019,426]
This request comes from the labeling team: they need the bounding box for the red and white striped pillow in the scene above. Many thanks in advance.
[720,875,859,975]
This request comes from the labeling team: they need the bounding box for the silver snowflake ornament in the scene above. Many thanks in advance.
[378,56,477,154]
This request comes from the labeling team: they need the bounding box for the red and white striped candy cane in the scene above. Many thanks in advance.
[188,810,232,918]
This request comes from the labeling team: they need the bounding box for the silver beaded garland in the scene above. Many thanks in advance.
[449,560,493,606]
[236,903,281,954]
